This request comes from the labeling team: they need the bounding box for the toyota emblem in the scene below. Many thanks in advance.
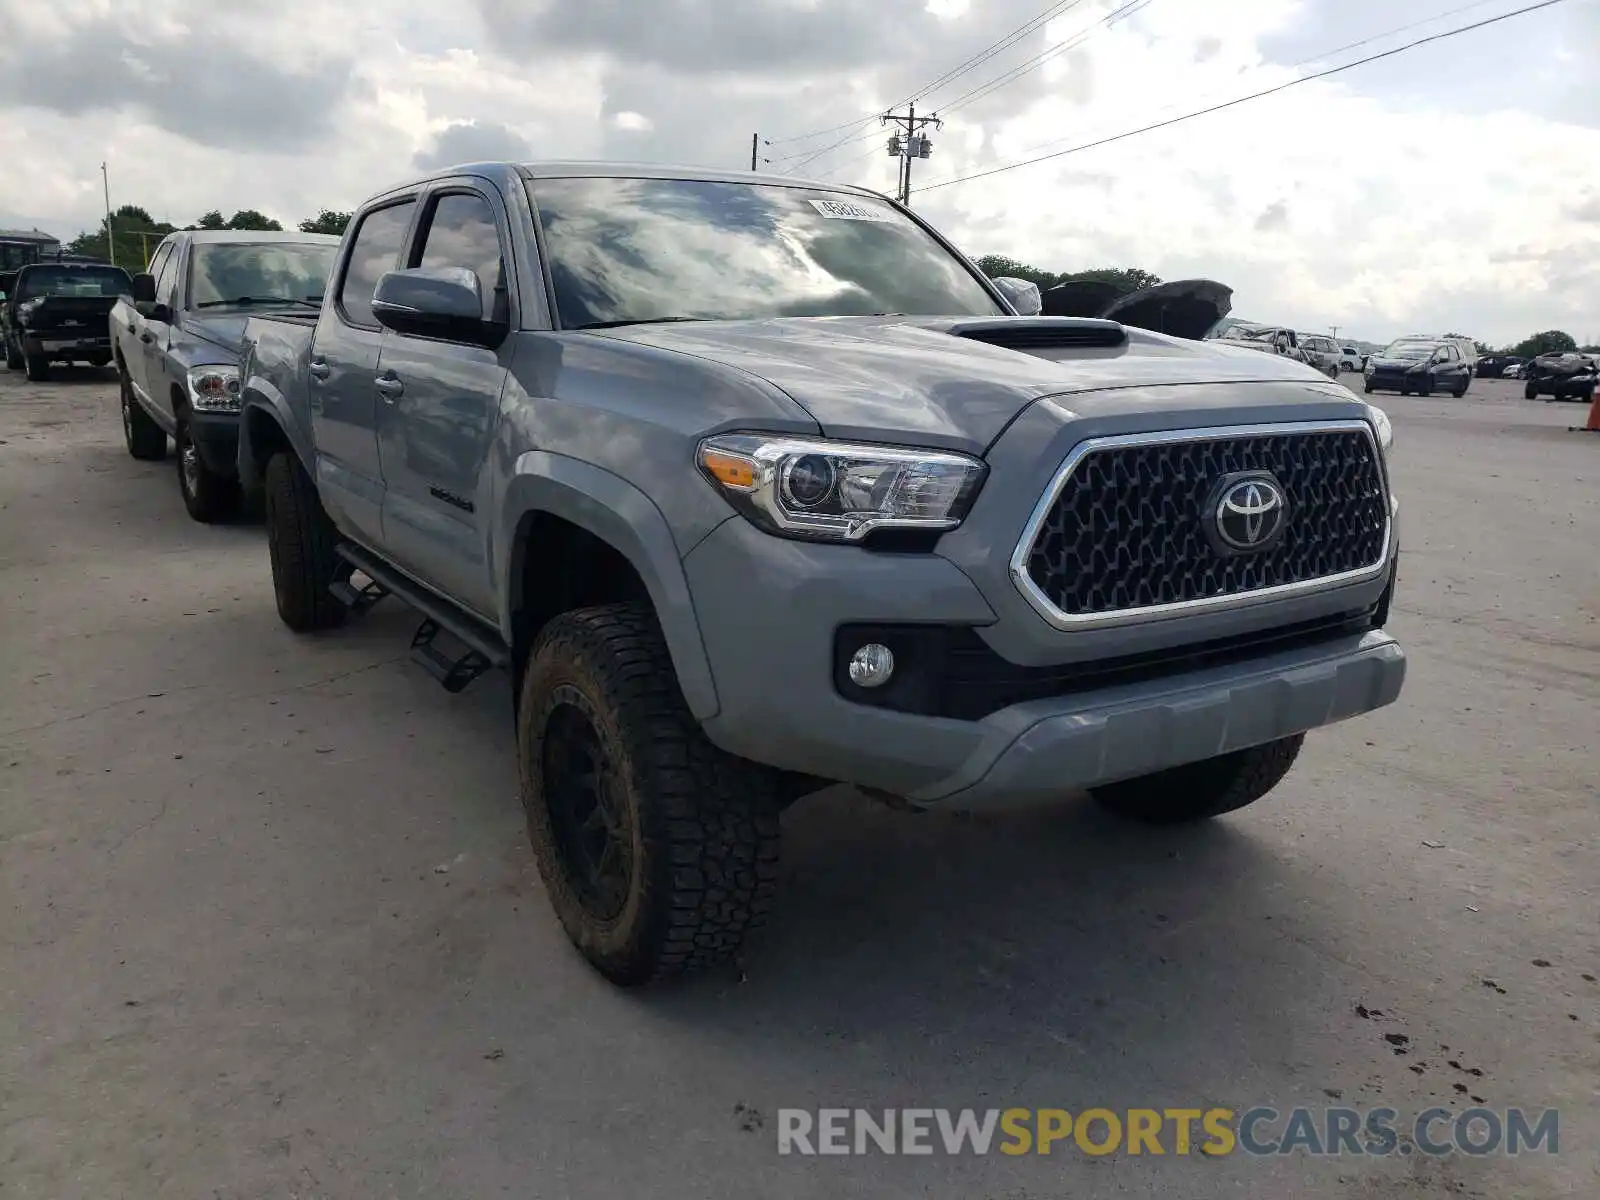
[1204,471,1290,555]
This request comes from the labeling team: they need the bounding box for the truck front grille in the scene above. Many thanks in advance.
[1016,422,1390,627]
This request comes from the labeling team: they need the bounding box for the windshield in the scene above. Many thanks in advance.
[16,266,130,300]
[527,176,1004,328]
[1381,341,1435,360]
[189,242,338,309]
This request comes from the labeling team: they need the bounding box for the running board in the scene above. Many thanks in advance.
[333,543,510,692]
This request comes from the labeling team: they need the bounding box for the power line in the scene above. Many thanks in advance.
[903,0,1090,105]
[762,0,1090,165]
[936,0,1153,117]
[920,0,1570,193]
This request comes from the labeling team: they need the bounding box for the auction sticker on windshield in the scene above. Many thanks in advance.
[807,198,896,222]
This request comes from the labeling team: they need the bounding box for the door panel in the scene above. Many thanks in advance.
[128,242,173,405]
[143,244,183,420]
[309,199,418,544]
[374,188,514,617]
[374,335,506,615]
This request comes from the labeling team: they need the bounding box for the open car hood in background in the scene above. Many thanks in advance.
[1039,278,1233,340]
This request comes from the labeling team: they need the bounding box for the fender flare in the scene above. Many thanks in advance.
[498,452,720,721]
[236,385,313,491]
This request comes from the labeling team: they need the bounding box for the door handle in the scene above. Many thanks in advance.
[140,333,153,344]
[374,372,405,403]
[308,358,332,382]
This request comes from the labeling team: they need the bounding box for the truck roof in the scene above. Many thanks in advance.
[173,230,341,245]
[394,159,879,198]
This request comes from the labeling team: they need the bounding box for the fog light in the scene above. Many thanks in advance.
[847,643,895,688]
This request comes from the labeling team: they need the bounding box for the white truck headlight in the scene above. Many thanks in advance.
[697,433,987,543]
[187,365,242,413]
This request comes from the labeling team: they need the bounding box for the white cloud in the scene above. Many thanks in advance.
[0,0,1595,345]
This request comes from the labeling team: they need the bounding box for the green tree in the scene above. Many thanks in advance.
[192,210,227,230]
[971,256,1162,298]
[65,204,176,268]
[224,209,284,231]
[1513,330,1577,358]
[298,209,352,236]
[1059,267,1164,295]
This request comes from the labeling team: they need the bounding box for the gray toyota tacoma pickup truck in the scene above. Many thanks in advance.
[237,161,1405,986]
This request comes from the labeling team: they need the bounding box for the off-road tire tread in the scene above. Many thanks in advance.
[1091,734,1305,825]
[263,451,346,631]
[519,602,781,986]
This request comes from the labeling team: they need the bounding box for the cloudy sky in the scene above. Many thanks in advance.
[2,0,1596,345]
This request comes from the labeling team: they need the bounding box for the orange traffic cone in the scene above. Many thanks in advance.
[1572,388,1600,433]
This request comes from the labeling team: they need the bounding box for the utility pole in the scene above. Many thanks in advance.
[101,161,116,267]
[751,133,759,172]
[1330,325,1341,341]
[882,103,941,207]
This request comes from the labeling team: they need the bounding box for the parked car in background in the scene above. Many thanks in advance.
[1363,338,1472,397]
[1296,333,1342,378]
[234,161,1403,987]
[109,229,340,522]
[1,261,131,380]
[1477,353,1523,378]
[1211,324,1318,370]
[1339,345,1362,373]
[1522,352,1597,402]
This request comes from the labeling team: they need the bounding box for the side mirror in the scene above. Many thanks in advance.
[131,273,156,303]
[371,267,503,346]
[991,276,1042,317]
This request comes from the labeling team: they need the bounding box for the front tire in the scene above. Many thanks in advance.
[1363,380,1376,394]
[263,451,347,631]
[3,336,20,370]
[1524,381,1538,400]
[518,603,781,986]
[1091,735,1305,824]
[119,366,167,460]
[24,353,49,382]
[175,421,241,523]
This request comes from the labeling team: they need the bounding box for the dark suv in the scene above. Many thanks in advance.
[2,262,132,380]
[1362,338,1471,397]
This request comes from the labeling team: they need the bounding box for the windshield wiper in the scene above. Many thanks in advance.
[569,316,710,330]
[195,296,321,309]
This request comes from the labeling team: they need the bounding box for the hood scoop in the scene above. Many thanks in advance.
[946,317,1127,352]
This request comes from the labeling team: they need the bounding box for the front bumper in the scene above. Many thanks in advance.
[186,410,241,477]
[22,331,112,359]
[687,516,1404,809]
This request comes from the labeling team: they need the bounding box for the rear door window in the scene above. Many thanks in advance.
[339,201,417,327]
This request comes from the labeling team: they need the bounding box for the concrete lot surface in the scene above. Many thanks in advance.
[1,366,1596,1199]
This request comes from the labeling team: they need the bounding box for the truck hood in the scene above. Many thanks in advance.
[593,315,1332,454]
[179,313,251,354]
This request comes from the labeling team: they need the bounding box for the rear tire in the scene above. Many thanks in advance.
[1524,381,1538,400]
[518,602,781,986]
[1452,381,1468,398]
[1091,735,1305,825]
[263,450,347,631]
[119,365,167,460]
[1363,380,1375,394]
[4,336,20,370]
[24,353,49,382]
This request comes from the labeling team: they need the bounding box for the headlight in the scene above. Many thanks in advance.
[697,433,987,543]
[187,365,241,413]
[16,298,43,326]
[1365,403,1393,457]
